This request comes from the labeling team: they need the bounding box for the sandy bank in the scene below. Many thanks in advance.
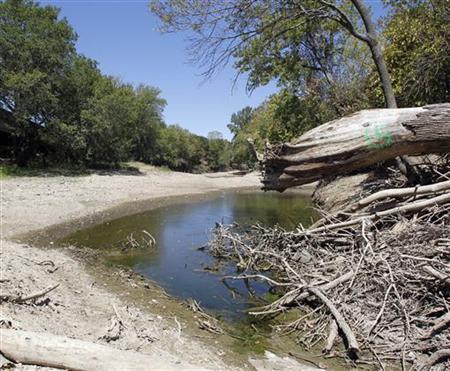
[2,169,261,239]
[1,169,263,370]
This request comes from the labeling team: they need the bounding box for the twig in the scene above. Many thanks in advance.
[420,312,450,339]
[419,349,450,371]
[174,316,182,339]
[0,284,60,304]
[307,286,360,358]
[323,319,338,354]
[368,284,393,336]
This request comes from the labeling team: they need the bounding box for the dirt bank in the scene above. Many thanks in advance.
[2,167,261,239]
[1,168,266,370]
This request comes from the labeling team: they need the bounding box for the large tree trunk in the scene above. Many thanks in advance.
[262,104,450,191]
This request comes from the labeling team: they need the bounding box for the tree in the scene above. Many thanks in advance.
[227,106,254,139]
[151,0,397,108]
[350,0,396,107]
[80,77,138,166]
[229,89,338,149]
[155,125,206,171]
[207,136,231,171]
[0,0,77,165]
[130,85,166,163]
[41,55,103,164]
[1,0,239,172]
[380,0,450,107]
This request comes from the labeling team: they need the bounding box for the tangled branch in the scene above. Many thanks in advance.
[209,180,450,369]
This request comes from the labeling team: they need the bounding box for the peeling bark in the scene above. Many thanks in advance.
[263,104,450,191]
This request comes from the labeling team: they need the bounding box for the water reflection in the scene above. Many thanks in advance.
[62,191,315,320]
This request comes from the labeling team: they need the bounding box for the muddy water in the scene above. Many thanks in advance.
[62,191,315,322]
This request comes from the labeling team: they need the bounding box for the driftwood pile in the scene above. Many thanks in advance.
[209,177,450,370]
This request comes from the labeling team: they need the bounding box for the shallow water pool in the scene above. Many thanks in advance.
[61,191,315,321]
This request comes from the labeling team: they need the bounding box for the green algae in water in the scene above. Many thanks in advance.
[228,317,272,355]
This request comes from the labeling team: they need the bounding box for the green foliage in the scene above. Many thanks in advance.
[0,164,24,178]
[152,0,382,150]
[207,138,232,172]
[0,0,232,173]
[381,0,450,106]
[3,0,447,175]
[74,78,167,167]
[40,56,103,164]
[263,91,336,143]
[154,125,199,171]
[224,1,448,149]
[229,89,341,160]
[229,137,256,170]
[153,126,233,172]
[151,0,374,96]
[234,8,361,96]
[227,107,254,139]
[80,77,135,166]
[0,163,90,178]
[226,107,258,169]
[129,85,167,163]
[0,0,77,165]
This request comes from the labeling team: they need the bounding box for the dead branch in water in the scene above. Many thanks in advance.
[187,299,224,335]
[208,185,450,369]
[121,230,156,251]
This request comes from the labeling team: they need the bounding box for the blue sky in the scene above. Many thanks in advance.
[40,0,386,139]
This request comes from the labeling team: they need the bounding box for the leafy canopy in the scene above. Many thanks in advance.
[381,0,450,106]
[1,0,235,172]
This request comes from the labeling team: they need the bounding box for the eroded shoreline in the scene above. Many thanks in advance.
[1,168,322,370]
[1,170,263,370]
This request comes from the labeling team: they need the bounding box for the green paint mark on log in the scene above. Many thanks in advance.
[364,123,394,150]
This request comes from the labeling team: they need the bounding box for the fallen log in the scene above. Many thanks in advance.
[347,179,450,212]
[0,329,207,371]
[263,103,450,191]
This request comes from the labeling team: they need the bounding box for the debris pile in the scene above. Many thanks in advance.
[209,178,450,370]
